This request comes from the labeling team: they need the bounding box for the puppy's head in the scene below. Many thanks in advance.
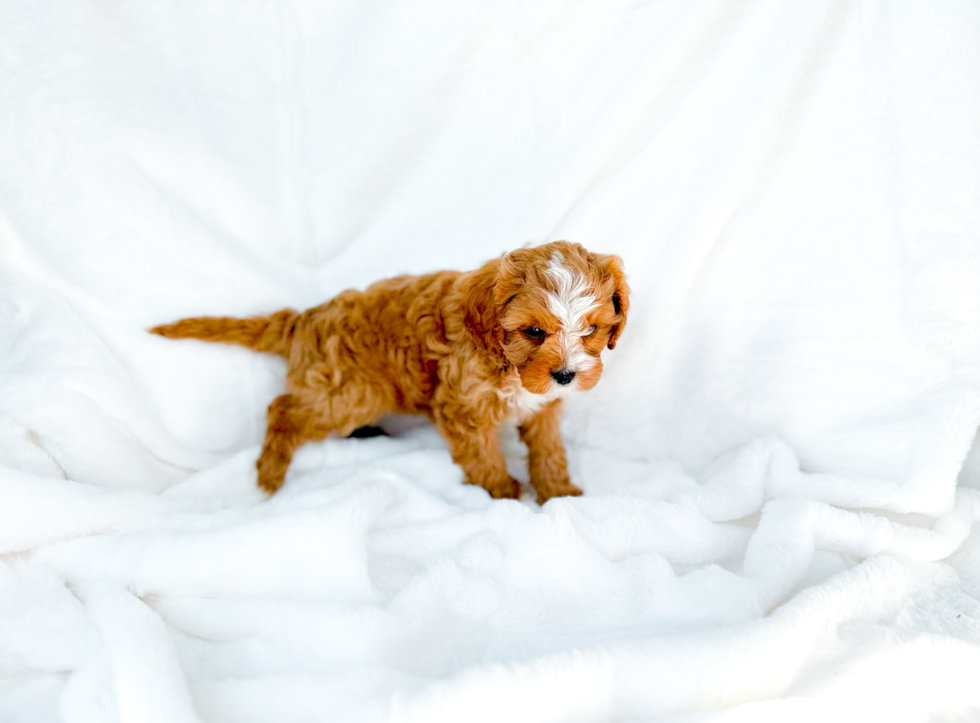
[464,241,629,396]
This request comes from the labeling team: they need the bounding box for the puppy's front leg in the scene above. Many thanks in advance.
[519,400,583,505]
[436,418,521,500]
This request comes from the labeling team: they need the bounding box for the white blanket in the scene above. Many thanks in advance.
[2,1,979,721]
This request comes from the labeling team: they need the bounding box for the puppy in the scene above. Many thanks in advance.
[151,241,628,503]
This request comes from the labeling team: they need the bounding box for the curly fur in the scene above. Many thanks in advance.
[151,241,629,504]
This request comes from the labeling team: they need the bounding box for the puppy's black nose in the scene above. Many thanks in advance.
[551,368,576,386]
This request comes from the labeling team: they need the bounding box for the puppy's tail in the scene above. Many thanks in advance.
[150,309,301,357]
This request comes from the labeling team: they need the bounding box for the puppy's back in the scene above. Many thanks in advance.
[290,270,464,410]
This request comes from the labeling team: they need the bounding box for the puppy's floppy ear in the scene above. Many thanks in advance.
[596,254,629,349]
[462,252,525,353]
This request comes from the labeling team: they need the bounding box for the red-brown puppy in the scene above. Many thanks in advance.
[152,241,629,503]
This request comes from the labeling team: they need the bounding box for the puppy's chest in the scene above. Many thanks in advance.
[497,374,561,423]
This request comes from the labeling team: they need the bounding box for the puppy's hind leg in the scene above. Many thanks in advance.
[257,379,391,494]
[257,394,314,494]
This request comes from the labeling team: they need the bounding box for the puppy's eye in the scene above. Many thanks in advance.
[523,327,546,341]
[584,325,598,337]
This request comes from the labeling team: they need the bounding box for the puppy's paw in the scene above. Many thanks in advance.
[256,455,287,495]
[477,475,521,500]
[535,480,583,505]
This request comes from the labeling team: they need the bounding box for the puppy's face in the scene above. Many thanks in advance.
[491,242,629,396]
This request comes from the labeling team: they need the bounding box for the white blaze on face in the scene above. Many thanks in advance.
[544,253,599,374]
